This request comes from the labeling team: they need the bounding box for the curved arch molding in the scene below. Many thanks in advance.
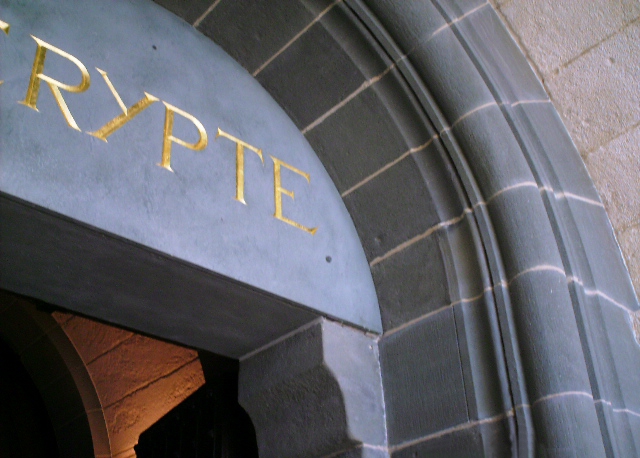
[162,0,639,456]
[0,0,382,357]
[2,0,640,456]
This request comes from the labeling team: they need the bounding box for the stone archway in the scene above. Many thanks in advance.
[1,0,639,456]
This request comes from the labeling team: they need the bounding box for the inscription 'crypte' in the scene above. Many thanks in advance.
[19,36,91,131]
[216,128,264,205]
[0,19,9,86]
[7,26,317,235]
[88,69,159,142]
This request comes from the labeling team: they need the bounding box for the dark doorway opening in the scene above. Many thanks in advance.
[135,352,259,458]
[0,338,60,458]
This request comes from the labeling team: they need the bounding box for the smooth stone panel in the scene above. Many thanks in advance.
[390,417,513,458]
[151,0,212,25]
[0,0,381,333]
[255,11,365,129]
[197,0,333,74]
[343,149,441,261]
[532,394,606,457]
[372,234,449,331]
[380,308,468,445]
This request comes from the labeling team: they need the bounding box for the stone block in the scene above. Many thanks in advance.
[59,315,133,365]
[239,320,386,458]
[584,125,640,232]
[343,149,441,261]
[619,224,640,297]
[380,308,468,445]
[304,81,410,193]
[512,101,601,202]
[198,0,333,74]
[372,234,449,331]
[86,334,200,407]
[546,21,640,152]
[151,0,212,25]
[255,10,367,129]
[363,0,446,54]
[410,26,496,126]
[390,416,513,458]
[486,185,564,281]
[451,105,535,200]
[532,392,606,457]
[455,6,548,104]
[565,197,638,309]
[499,0,640,74]
[509,270,592,400]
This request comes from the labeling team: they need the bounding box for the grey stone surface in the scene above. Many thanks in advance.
[565,197,639,309]
[451,105,536,199]
[5,0,640,456]
[509,269,593,400]
[390,417,513,458]
[499,0,640,74]
[545,20,640,153]
[627,412,640,455]
[455,6,548,104]
[362,0,447,56]
[619,224,640,295]
[0,0,381,332]
[486,186,564,280]
[380,308,468,445]
[304,81,410,193]
[368,66,438,153]
[1,194,320,358]
[372,234,449,331]
[410,26,496,126]
[532,394,606,457]
[512,102,601,202]
[151,0,212,25]
[197,0,333,74]
[581,295,640,455]
[239,319,386,458]
[599,304,640,414]
[332,446,389,458]
[255,10,366,129]
[343,150,441,261]
[445,217,488,301]
[454,297,509,420]
[410,136,468,223]
[434,0,489,19]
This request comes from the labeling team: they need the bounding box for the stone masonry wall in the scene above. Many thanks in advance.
[490,0,640,296]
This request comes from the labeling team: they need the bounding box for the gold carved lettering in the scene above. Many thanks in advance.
[216,129,264,205]
[0,20,9,86]
[88,69,159,141]
[159,102,208,172]
[19,36,90,131]
[271,156,317,235]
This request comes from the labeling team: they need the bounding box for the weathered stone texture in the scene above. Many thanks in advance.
[498,0,640,74]
[546,20,640,153]
[620,224,640,299]
[56,314,205,458]
[491,0,640,296]
[585,126,640,232]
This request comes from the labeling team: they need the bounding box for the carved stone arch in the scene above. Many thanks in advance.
[0,292,111,458]
[1,0,639,456]
[152,0,640,456]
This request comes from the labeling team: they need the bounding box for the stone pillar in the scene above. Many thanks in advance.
[239,319,388,458]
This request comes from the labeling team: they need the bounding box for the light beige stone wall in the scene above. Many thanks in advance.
[490,0,640,295]
[53,312,205,458]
